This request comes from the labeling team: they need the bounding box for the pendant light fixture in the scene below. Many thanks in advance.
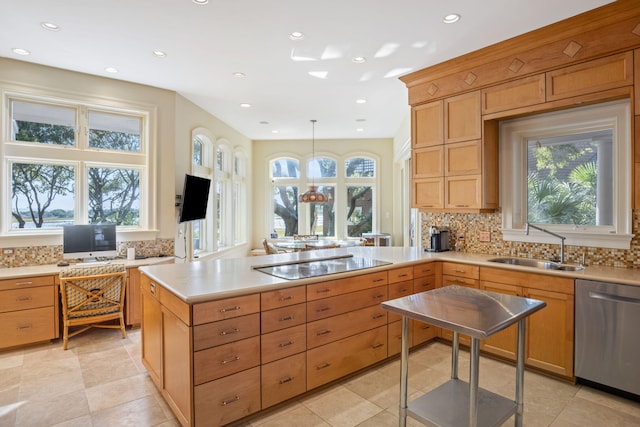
[299,119,327,203]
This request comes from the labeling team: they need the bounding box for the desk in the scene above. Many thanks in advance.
[382,285,546,427]
[273,239,359,252]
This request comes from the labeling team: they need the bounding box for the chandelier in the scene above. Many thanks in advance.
[299,119,327,203]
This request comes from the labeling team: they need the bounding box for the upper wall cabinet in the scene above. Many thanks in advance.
[546,52,633,101]
[481,74,545,115]
[412,100,443,148]
[445,91,481,144]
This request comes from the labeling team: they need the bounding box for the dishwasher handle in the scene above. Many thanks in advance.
[588,291,640,305]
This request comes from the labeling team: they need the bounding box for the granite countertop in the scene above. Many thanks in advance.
[136,247,640,304]
[0,256,174,280]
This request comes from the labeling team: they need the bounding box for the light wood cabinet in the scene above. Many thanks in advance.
[141,281,163,387]
[481,74,545,115]
[546,52,633,102]
[445,91,481,144]
[445,174,482,209]
[261,353,306,408]
[479,267,574,378]
[478,281,521,360]
[413,146,443,178]
[439,263,479,345]
[412,100,443,148]
[444,140,481,176]
[0,274,58,349]
[412,177,444,209]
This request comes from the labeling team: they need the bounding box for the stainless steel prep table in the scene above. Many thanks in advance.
[382,285,546,427]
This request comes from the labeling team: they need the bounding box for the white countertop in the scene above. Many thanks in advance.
[136,247,640,304]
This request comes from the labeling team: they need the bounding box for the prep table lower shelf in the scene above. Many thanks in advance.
[408,379,517,427]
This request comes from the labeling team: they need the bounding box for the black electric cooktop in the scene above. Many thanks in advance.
[254,255,392,280]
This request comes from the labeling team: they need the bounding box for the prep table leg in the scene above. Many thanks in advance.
[451,331,459,379]
[515,319,525,427]
[399,315,409,427]
[469,337,480,427]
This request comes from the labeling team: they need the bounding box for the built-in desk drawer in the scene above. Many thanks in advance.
[0,286,55,312]
[193,313,260,351]
[0,275,54,291]
[0,306,56,348]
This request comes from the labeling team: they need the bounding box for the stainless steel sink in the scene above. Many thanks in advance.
[488,257,584,271]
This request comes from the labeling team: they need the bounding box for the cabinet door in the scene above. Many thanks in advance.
[445,91,481,143]
[524,288,574,378]
[481,74,545,115]
[126,267,141,326]
[412,177,444,209]
[479,281,521,360]
[162,307,192,427]
[412,100,443,148]
[445,140,481,176]
[445,175,482,209]
[413,146,443,178]
[141,286,162,388]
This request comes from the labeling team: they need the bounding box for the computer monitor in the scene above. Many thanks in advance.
[62,224,118,262]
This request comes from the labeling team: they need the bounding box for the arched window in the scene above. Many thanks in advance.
[345,157,376,237]
[271,158,300,237]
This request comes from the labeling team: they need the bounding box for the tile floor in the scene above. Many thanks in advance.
[1,328,639,427]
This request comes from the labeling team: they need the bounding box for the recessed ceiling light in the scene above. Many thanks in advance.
[152,50,167,58]
[192,0,208,4]
[271,130,279,134]
[40,22,60,31]
[355,98,367,104]
[352,56,366,64]
[355,118,367,122]
[232,72,246,78]
[11,48,30,56]
[240,103,251,108]
[289,31,304,40]
[259,121,269,125]
[443,13,461,24]
[356,128,364,132]
[105,67,118,73]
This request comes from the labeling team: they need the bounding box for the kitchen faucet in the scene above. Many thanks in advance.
[525,222,566,264]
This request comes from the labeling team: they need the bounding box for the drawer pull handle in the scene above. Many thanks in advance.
[421,325,430,330]
[372,343,384,349]
[316,362,331,370]
[149,283,156,295]
[455,204,470,208]
[454,269,466,273]
[317,307,330,313]
[279,341,294,348]
[279,315,293,321]
[317,288,331,294]
[17,324,32,330]
[220,396,240,406]
[16,296,32,302]
[220,306,240,313]
[400,288,409,293]
[279,376,294,384]
[279,296,293,301]
[373,294,385,300]
[372,314,385,320]
[398,274,409,278]
[15,281,33,286]
[221,356,240,365]
[317,329,331,336]
[373,278,385,283]
[219,328,239,336]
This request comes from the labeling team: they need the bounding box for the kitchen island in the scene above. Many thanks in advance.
[138,247,640,426]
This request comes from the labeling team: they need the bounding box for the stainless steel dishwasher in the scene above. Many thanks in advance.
[575,279,640,397]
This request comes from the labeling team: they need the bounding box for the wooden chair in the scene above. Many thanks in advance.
[304,243,340,250]
[262,238,284,255]
[59,263,127,350]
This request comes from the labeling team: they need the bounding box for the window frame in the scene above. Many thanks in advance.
[500,100,632,249]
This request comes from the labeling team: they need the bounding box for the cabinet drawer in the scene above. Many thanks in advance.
[307,325,387,389]
[193,336,260,385]
[479,267,573,294]
[261,324,306,364]
[261,353,306,408]
[307,271,387,301]
[0,306,56,348]
[388,266,413,283]
[388,281,413,323]
[307,285,387,322]
[412,319,436,346]
[261,303,306,334]
[193,313,260,351]
[193,294,260,325]
[261,286,306,311]
[0,275,54,291]
[413,275,436,294]
[442,275,479,288]
[413,263,435,278]
[194,366,260,427]
[0,286,54,312]
[307,305,387,349]
[388,320,403,356]
[442,262,479,279]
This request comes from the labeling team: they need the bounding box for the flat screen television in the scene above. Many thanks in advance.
[179,174,211,223]
[62,223,118,261]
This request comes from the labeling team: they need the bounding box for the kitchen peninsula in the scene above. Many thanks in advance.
[138,247,640,427]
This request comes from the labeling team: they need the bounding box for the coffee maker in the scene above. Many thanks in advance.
[428,226,450,252]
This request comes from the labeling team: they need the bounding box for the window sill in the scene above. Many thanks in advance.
[502,229,633,250]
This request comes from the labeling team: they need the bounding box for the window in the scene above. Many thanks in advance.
[190,133,213,253]
[500,100,631,249]
[4,96,151,233]
[270,154,378,239]
[233,150,247,244]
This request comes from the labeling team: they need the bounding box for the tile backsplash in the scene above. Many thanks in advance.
[0,239,175,268]
[421,209,640,268]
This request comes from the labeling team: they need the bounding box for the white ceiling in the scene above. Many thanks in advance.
[0,0,613,141]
